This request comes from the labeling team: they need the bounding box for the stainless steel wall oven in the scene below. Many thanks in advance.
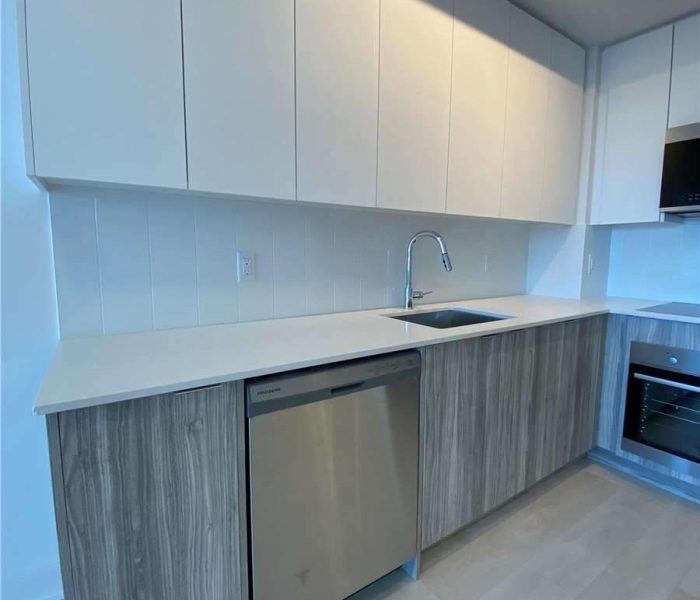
[622,342,700,478]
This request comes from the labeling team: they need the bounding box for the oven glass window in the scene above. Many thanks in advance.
[624,365,700,464]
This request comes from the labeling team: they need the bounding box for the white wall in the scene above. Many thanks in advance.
[49,185,532,337]
[607,220,700,302]
[1,0,62,598]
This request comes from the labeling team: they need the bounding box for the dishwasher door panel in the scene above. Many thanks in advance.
[248,377,419,600]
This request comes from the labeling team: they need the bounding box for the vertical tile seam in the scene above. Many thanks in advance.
[93,197,106,335]
[193,205,201,326]
[146,199,156,330]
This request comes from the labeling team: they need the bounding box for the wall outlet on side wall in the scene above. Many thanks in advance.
[237,251,256,282]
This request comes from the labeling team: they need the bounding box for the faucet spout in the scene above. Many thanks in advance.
[404,231,453,310]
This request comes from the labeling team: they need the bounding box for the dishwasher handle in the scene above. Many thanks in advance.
[246,351,420,418]
[330,382,366,396]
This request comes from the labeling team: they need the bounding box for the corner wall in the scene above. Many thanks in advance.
[1,1,62,598]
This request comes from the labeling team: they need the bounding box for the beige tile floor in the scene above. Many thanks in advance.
[352,460,700,600]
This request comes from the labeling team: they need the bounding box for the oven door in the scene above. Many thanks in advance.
[623,363,700,477]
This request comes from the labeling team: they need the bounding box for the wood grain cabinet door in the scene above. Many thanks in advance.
[421,318,606,549]
[47,383,247,600]
[421,328,535,549]
[421,337,486,549]
[527,317,606,486]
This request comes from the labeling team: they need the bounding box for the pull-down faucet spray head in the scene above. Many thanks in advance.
[404,231,453,309]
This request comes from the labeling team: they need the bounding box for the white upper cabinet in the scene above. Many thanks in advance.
[541,32,585,224]
[182,0,296,200]
[446,0,510,218]
[591,26,673,225]
[669,13,700,128]
[377,0,453,213]
[25,0,187,188]
[296,1,379,207]
[501,6,551,221]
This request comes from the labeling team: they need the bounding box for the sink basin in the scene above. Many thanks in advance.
[389,308,510,329]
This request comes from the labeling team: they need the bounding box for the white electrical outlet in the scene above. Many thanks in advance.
[237,251,256,282]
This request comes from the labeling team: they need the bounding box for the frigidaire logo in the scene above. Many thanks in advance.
[257,387,282,396]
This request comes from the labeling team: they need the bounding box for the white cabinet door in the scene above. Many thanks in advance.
[25,0,187,188]
[182,0,296,200]
[296,0,379,207]
[669,14,700,128]
[446,0,510,218]
[541,32,585,224]
[591,26,672,225]
[501,6,551,221]
[377,0,453,213]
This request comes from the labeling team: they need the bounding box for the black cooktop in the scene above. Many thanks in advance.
[639,302,700,318]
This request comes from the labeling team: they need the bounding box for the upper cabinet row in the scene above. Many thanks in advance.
[23,0,584,224]
[591,13,700,225]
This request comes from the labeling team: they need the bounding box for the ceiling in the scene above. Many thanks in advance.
[512,0,700,46]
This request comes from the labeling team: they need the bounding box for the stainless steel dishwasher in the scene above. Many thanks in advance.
[246,351,420,600]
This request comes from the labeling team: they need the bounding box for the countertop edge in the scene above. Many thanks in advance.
[34,296,700,415]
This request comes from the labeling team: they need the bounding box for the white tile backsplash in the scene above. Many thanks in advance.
[96,193,153,333]
[607,220,700,303]
[49,186,532,338]
[148,196,199,330]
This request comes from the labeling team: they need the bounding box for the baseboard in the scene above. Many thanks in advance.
[588,447,700,505]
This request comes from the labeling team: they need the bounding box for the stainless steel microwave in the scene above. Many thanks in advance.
[660,123,700,216]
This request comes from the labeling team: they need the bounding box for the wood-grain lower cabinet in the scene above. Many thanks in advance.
[527,318,605,485]
[47,383,247,600]
[421,317,606,549]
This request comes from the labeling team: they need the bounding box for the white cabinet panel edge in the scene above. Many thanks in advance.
[377,0,453,214]
[500,4,552,222]
[669,13,700,128]
[590,26,673,225]
[446,0,510,219]
[541,32,585,224]
[295,0,380,208]
[182,0,296,201]
[25,0,188,189]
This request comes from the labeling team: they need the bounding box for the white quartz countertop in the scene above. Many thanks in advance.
[34,295,700,415]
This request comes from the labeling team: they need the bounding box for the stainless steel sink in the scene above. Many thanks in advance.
[388,308,510,329]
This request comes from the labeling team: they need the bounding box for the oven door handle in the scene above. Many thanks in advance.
[633,373,700,394]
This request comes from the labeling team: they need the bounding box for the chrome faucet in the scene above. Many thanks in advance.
[404,231,453,309]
